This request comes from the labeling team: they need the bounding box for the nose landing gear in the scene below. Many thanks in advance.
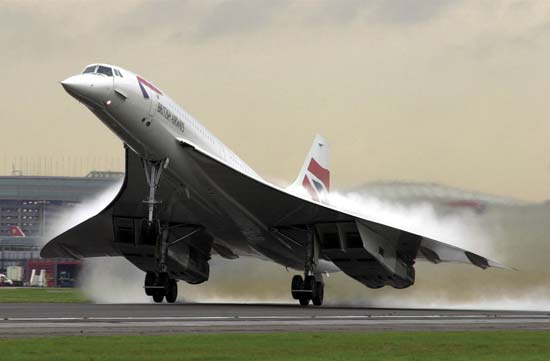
[141,158,179,304]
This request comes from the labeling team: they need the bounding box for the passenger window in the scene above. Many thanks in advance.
[97,66,113,77]
[118,69,124,77]
[82,66,96,74]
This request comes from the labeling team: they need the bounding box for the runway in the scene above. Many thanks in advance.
[1,303,550,336]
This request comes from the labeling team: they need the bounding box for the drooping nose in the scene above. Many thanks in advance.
[61,76,87,95]
[61,74,112,107]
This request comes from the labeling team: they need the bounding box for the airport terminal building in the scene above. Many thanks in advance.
[0,171,122,286]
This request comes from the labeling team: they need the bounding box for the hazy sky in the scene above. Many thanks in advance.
[3,0,550,200]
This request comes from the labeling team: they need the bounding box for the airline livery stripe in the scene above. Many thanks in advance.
[307,158,330,191]
[302,176,319,201]
[136,76,163,99]
[137,80,149,98]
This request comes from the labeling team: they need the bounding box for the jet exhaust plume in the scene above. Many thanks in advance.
[322,190,550,311]
[51,183,550,310]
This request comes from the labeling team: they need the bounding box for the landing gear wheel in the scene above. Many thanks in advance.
[152,290,164,303]
[165,279,178,304]
[144,272,156,296]
[297,275,316,306]
[312,281,324,306]
[291,275,304,299]
[304,275,316,299]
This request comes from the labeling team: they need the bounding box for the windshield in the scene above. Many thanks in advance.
[82,65,96,74]
[81,65,113,77]
[96,66,113,76]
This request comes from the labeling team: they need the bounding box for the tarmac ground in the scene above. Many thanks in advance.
[0,303,549,337]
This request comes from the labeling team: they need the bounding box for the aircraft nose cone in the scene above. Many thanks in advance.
[60,74,112,107]
[61,76,86,94]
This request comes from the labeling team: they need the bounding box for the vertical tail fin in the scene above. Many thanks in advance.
[291,135,330,202]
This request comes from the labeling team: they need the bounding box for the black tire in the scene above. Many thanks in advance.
[165,279,178,304]
[299,296,310,306]
[291,275,303,299]
[304,275,316,298]
[144,272,156,296]
[152,290,164,303]
[312,281,324,306]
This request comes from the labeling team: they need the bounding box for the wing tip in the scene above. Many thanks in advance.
[487,259,516,271]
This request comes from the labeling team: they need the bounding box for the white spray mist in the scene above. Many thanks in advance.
[44,180,123,245]
[50,180,550,310]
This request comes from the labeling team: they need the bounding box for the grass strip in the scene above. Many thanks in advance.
[0,288,88,303]
[2,331,550,361]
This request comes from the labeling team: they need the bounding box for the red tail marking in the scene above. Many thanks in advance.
[307,158,330,191]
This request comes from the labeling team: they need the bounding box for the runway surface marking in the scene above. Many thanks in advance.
[1,303,550,336]
[4,314,550,321]
[3,318,550,327]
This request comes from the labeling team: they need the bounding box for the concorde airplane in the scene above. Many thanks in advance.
[42,64,505,306]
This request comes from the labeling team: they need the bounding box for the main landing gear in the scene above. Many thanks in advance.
[144,271,178,303]
[290,226,324,306]
[141,158,179,304]
[291,274,324,306]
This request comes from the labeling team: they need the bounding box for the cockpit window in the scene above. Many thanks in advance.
[96,66,113,77]
[82,65,96,74]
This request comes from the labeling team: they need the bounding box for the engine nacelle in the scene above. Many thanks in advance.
[316,221,421,290]
[166,241,211,284]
